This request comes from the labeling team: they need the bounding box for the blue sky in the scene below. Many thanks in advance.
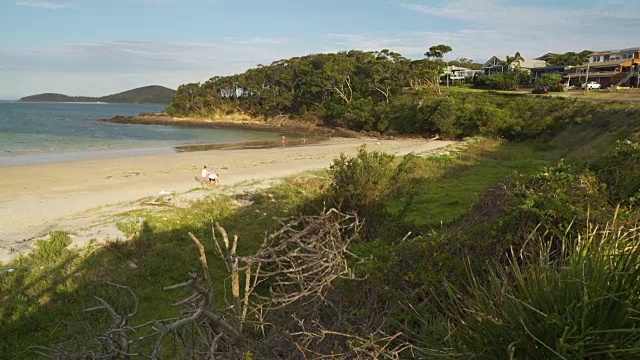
[1,0,639,99]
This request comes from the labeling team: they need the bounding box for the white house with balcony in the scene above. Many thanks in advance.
[588,47,640,63]
[442,65,483,84]
[565,47,640,88]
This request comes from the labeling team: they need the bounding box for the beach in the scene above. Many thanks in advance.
[0,137,454,263]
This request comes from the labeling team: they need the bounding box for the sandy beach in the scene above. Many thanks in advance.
[0,137,453,262]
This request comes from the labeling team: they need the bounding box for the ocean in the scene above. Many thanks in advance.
[0,102,286,166]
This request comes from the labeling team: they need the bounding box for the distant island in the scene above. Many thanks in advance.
[18,85,176,105]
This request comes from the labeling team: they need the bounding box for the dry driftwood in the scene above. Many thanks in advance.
[36,208,405,359]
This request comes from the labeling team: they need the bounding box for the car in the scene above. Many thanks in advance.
[581,81,601,90]
[532,86,550,94]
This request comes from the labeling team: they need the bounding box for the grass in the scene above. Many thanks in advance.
[0,123,634,356]
[423,224,640,359]
[387,138,558,229]
[0,172,329,358]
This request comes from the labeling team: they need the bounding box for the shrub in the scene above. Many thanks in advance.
[426,96,462,138]
[535,73,563,87]
[474,73,518,90]
[327,146,419,239]
[344,97,378,131]
[33,231,72,262]
[424,224,640,359]
[549,85,564,92]
[448,161,612,266]
[588,140,640,205]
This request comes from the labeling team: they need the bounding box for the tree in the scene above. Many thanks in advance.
[450,58,484,70]
[425,44,453,60]
[535,74,563,87]
[369,49,407,103]
[418,44,453,94]
[504,52,524,69]
[547,50,591,66]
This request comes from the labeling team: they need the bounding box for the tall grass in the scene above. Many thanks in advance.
[425,223,640,359]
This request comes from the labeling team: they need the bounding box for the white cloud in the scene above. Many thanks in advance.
[4,0,640,98]
[394,0,640,60]
[15,0,67,9]
[231,37,291,45]
[0,39,303,98]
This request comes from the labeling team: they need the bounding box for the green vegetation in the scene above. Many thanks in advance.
[168,47,454,127]
[546,50,592,66]
[4,49,640,358]
[447,57,484,70]
[166,47,615,138]
[18,85,176,104]
[535,73,563,87]
[167,49,622,138]
[424,225,640,359]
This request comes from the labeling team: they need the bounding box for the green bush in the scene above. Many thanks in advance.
[589,140,640,205]
[474,73,518,90]
[343,97,383,132]
[535,73,563,87]
[447,161,612,269]
[328,146,419,239]
[33,231,72,262]
[424,225,640,359]
[385,92,615,140]
[549,85,564,92]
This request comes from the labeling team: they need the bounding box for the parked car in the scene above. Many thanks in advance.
[581,81,601,90]
[532,86,550,94]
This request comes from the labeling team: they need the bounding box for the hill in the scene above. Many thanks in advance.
[18,85,176,104]
[98,85,177,104]
[17,93,96,103]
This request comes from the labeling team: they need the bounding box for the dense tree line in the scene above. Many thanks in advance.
[547,50,592,66]
[167,47,452,122]
[168,47,602,136]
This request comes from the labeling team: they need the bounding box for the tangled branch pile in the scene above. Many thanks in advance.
[34,208,414,359]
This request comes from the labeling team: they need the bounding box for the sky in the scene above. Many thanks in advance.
[1,0,639,99]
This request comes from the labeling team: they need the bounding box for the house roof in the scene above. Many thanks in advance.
[482,56,505,67]
[573,59,639,69]
[482,56,547,69]
[590,47,640,55]
[519,59,548,69]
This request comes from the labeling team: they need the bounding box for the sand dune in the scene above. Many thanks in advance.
[0,137,454,262]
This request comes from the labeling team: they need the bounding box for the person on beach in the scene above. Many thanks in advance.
[208,171,219,186]
[201,165,208,182]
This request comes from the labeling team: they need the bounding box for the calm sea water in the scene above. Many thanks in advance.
[0,102,284,166]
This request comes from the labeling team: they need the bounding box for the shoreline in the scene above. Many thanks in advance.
[0,137,455,263]
[99,113,362,137]
[0,137,328,168]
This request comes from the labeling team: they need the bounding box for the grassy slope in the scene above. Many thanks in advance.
[0,140,553,357]
[1,101,638,356]
[399,139,555,229]
[0,176,327,357]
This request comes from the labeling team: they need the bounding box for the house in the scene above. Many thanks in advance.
[442,65,483,84]
[530,65,573,83]
[482,56,548,75]
[565,47,640,88]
